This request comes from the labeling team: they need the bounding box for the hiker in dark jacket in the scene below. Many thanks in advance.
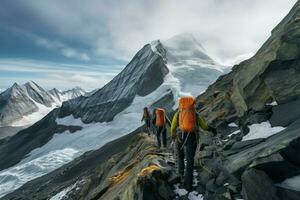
[152,108,171,148]
[170,96,216,191]
[141,107,151,135]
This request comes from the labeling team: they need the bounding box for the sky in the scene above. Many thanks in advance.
[0,0,297,91]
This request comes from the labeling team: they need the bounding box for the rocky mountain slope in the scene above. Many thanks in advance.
[48,87,87,103]
[0,82,86,138]
[2,1,300,200]
[0,34,227,198]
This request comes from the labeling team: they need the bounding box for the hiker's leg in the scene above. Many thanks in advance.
[175,133,184,176]
[143,121,147,132]
[162,127,167,147]
[156,127,162,147]
[146,119,151,135]
[184,133,197,190]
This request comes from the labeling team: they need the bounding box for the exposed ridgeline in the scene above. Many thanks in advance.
[0,33,226,198]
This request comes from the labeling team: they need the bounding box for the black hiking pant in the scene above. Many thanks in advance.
[144,119,151,134]
[156,126,167,147]
[175,132,197,189]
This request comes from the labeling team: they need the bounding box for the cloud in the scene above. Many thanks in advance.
[218,53,255,66]
[35,37,90,61]
[1,0,297,64]
[61,48,90,62]
[0,59,122,90]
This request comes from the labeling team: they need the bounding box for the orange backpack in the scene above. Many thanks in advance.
[179,97,196,132]
[155,108,166,127]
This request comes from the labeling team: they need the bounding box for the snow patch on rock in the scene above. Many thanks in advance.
[10,102,58,127]
[278,174,300,191]
[242,121,285,141]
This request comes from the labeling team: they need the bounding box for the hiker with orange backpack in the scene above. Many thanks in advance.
[170,96,216,191]
[152,108,171,148]
[141,107,152,135]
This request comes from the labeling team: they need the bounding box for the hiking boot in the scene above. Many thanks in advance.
[184,184,195,192]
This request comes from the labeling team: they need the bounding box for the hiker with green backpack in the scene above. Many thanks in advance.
[170,96,216,191]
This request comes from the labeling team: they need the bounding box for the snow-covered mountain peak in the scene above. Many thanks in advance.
[10,82,23,93]
[23,81,44,94]
[158,33,229,73]
[0,82,87,128]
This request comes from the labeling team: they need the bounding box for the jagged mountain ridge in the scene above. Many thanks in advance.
[0,33,228,198]
[0,81,86,128]
[59,35,226,124]
[49,87,86,103]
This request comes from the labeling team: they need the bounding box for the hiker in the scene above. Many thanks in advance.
[170,96,216,191]
[152,108,171,148]
[141,107,151,135]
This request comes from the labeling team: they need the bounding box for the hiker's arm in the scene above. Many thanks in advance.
[198,115,217,134]
[170,112,179,138]
[198,116,209,131]
[141,115,144,122]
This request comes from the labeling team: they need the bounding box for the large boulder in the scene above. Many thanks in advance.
[241,168,279,200]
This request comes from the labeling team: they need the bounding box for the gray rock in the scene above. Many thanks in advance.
[249,153,299,182]
[270,99,300,127]
[277,187,300,200]
[230,139,265,151]
[206,179,218,192]
[225,118,300,177]
[241,168,279,200]
[198,170,214,186]
[200,150,213,159]
[215,172,229,186]
[223,140,234,151]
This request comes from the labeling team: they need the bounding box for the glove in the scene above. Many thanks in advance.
[209,126,217,135]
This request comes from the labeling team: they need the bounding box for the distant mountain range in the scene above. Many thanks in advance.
[0,81,86,132]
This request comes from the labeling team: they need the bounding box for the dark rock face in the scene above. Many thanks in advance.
[277,187,300,200]
[150,90,175,111]
[241,168,279,200]
[60,44,169,123]
[0,126,27,140]
[270,99,300,127]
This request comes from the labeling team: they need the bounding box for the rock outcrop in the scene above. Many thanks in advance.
[1,132,178,200]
